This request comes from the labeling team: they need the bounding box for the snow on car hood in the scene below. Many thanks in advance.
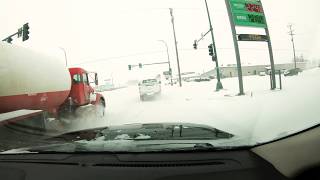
[0,123,251,153]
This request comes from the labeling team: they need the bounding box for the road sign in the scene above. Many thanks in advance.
[225,0,277,94]
[163,70,171,76]
[229,0,266,28]
[238,34,268,41]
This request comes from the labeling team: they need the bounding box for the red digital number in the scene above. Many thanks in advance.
[245,3,263,13]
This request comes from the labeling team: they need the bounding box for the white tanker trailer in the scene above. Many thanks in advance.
[0,42,106,137]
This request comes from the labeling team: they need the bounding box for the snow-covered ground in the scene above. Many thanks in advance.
[70,68,320,145]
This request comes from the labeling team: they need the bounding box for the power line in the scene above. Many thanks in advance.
[72,50,166,66]
[72,47,307,66]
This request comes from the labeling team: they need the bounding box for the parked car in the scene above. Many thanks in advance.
[194,77,211,82]
[284,68,302,76]
[259,71,266,76]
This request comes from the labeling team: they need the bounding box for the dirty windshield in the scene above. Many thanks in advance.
[0,0,320,153]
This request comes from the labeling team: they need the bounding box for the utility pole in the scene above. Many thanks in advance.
[170,8,182,87]
[158,40,173,86]
[204,0,223,91]
[288,24,297,69]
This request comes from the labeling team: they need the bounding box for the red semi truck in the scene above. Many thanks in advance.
[0,42,106,133]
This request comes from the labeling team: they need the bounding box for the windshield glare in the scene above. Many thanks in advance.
[0,0,320,153]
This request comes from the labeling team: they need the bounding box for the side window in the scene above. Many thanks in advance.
[82,73,89,84]
[73,74,81,84]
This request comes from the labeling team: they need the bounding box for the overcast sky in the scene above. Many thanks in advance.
[1,0,320,83]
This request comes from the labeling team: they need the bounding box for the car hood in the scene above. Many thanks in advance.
[1,123,251,153]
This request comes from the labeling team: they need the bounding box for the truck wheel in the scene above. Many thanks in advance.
[96,99,105,118]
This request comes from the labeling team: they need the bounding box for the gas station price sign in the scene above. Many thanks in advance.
[229,0,267,28]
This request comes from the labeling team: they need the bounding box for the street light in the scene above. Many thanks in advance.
[59,47,68,67]
[158,40,173,86]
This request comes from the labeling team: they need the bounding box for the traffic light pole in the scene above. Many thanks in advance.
[204,0,223,91]
[143,62,169,66]
[194,29,211,48]
[2,32,19,43]
[128,62,169,70]
[2,23,29,44]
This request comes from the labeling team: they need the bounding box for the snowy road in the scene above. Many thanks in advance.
[70,68,320,144]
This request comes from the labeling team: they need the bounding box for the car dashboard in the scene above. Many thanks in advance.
[0,150,286,180]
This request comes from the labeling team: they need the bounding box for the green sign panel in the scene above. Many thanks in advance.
[229,0,267,28]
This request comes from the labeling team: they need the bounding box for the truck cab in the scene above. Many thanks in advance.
[68,68,104,107]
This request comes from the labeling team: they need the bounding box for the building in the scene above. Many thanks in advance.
[172,72,202,82]
[201,62,307,79]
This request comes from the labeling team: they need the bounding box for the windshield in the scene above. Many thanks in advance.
[0,0,320,153]
[72,74,81,83]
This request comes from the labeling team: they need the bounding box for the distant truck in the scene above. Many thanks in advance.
[138,75,161,101]
[0,42,106,133]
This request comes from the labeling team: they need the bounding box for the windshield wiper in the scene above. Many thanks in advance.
[134,142,248,152]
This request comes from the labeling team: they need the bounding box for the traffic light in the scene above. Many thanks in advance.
[22,23,29,41]
[17,28,23,38]
[208,44,213,56]
[139,63,142,68]
[128,65,132,70]
[6,37,13,43]
[193,40,197,49]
